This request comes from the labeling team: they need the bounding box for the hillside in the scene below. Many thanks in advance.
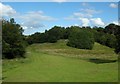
[3,40,118,82]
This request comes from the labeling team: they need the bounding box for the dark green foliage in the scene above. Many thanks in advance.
[93,26,104,33]
[93,31,104,43]
[63,26,81,39]
[25,35,34,45]
[99,34,116,48]
[115,25,120,54]
[26,26,65,44]
[104,23,117,34]
[26,32,42,44]
[105,34,116,48]
[62,27,70,39]
[2,18,26,59]
[92,24,117,49]
[67,29,94,50]
[47,26,65,43]
[25,23,118,51]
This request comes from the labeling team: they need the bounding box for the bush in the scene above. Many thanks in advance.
[67,29,94,50]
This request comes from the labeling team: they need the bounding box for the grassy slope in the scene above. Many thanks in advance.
[3,40,118,82]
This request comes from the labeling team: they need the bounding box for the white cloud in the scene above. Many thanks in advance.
[73,24,80,26]
[82,2,88,6]
[52,0,67,3]
[71,8,101,19]
[0,3,57,31]
[0,3,16,18]
[17,11,57,30]
[65,8,103,27]
[80,8,101,14]
[73,12,92,18]
[112,21,119,25]
[90,18,105,26]
[79,18,90,26]
[65,8,101,20]
[21,26,28,30]
[109,3,118,8]
[18,11,56,21]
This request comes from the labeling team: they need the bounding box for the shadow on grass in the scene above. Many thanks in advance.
[88,58,117,64]
[2,77,7,80]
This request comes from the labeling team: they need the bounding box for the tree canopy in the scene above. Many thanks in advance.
[2,18,26,59]
[67,28,94,50]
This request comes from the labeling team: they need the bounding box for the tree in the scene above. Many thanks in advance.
[2,18,26,59]
[105,34,116,48]
[115,25,120,54]
[104,23,117,34]
[62,27,71,39]
[47,26,64,43]
[67,28,94,50]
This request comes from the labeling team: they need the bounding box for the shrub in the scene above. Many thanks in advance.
[67,29,94,50]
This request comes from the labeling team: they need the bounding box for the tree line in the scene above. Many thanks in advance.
[26,23,119,50]
[2,18,120,59]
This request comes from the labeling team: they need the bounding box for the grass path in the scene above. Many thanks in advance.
[3,40,118,82]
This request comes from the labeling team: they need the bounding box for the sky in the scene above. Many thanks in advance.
[0,2,119,35]
[1,0,120,2]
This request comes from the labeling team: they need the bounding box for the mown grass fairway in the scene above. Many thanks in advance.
[3,40,118,82]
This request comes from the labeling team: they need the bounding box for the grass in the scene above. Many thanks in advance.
[2,40,118,82]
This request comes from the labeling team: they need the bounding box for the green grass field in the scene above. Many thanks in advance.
[2,40,118,82]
